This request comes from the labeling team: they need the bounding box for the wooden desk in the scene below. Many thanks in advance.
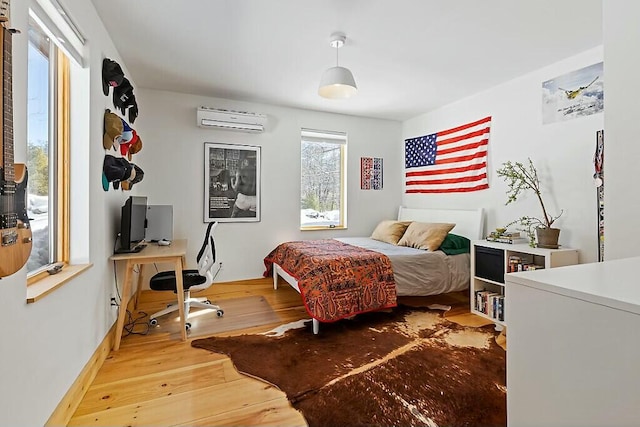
[109,239,188,350]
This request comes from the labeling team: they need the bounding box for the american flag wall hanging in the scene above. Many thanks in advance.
[404,116,491,194]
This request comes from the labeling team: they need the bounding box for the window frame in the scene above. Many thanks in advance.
[26,25,70,284]
[300,128,347,231]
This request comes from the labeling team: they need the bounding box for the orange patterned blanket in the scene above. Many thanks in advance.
[263,239,397,322]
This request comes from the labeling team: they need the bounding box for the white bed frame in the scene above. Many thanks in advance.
[273,207,485,334]
[396,206,485,240]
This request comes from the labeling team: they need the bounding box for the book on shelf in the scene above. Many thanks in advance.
[507,256,544,272]
[486,235,527,244]
[474,289,505,321]
[489,231,520,238]
[497,295,505,321]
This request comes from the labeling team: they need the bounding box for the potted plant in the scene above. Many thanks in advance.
[496,158,563,248]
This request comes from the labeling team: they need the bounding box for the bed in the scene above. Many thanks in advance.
[264,207,485,334]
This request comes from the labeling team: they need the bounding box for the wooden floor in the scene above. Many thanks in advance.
[68,278,496,426]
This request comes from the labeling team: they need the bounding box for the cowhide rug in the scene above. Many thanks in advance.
[191,305,506,427]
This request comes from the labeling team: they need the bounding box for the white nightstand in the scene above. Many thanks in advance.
[470,239,579,327]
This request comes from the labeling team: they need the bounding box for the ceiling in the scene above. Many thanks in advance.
[90,0,602,121]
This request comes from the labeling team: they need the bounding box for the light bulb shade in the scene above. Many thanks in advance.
[318,66,357,99]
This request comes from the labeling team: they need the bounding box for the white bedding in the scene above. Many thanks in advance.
[335,237,470,296]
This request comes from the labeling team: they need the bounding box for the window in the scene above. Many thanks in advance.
[26,15,70,276]
[300,128,347,229]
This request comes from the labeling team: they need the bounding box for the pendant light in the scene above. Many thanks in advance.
[318,32,357,99]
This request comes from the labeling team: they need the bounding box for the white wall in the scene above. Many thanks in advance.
[0,1,136,425]
[402,47,604,263]
[132,89,403,282]
[602,2,640,261]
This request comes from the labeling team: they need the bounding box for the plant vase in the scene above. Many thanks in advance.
[536,227,560,249]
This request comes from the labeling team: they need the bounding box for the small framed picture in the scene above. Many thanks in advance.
[361,157,383,190]
[203,142,261,222]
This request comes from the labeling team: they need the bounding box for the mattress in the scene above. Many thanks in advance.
[335,237,470,296]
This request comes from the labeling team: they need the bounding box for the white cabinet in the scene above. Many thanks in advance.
[470,240,578,326]
[506,257,640,426]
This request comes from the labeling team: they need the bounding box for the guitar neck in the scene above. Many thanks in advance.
[0,26,15,182]
[1,26,13,184]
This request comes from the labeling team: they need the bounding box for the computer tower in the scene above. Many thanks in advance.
[145,205,173,242]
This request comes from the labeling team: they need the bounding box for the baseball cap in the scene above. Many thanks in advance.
[120,129,133,144]
[102,155,133,190]
[121,164,144,191]
[119,129,139,157]
[102,58,125,96]
[128,98,139,123]
[103,110,124,150]
[127,135,143,161]
[101,171,109,192]
[121,117,132,133]
[113,78,134,114]
[119,117,134,143]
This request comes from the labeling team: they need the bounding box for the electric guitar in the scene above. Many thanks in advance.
[0,19,32,278]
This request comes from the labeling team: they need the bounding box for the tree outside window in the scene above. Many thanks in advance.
[300,129,346,229]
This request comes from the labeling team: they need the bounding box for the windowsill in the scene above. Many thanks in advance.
[26,263,93,304]
[301,226,347,231]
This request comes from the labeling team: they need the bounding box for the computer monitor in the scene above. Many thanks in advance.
[118,196,147,252]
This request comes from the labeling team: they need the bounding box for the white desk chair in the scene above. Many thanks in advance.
[148,222,223,331]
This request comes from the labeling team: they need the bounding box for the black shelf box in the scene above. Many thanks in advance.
[475,245,505,284]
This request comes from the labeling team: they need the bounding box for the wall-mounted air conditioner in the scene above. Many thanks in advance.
[196,106,267,133]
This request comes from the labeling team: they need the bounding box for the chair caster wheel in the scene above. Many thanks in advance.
[185,322,192,331]
[149,318,158,326]
[204,300,212,305]
[216,309,224,317]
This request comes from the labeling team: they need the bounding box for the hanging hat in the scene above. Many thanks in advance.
[103,110,123,150]
[113,78,135,114]
[102,155,133,190]
[121,164,144,191]
[120,129,133,144]
[120,117,132,133]
[102,58,125,96]
[119,129,137,156]
[127,135,143,161]
[101,170,110,192]
[120,130,143,160]
[128,97,139,123]
[119,117,134,143]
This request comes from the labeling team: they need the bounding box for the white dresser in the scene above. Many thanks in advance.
[505,257,640,427]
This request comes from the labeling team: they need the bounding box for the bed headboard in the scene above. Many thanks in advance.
[397,206,485,240]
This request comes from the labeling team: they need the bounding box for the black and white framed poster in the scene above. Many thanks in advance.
[203,142,261,222]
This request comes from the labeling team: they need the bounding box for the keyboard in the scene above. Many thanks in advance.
[114,243,147,254]
[131,243,147,253]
